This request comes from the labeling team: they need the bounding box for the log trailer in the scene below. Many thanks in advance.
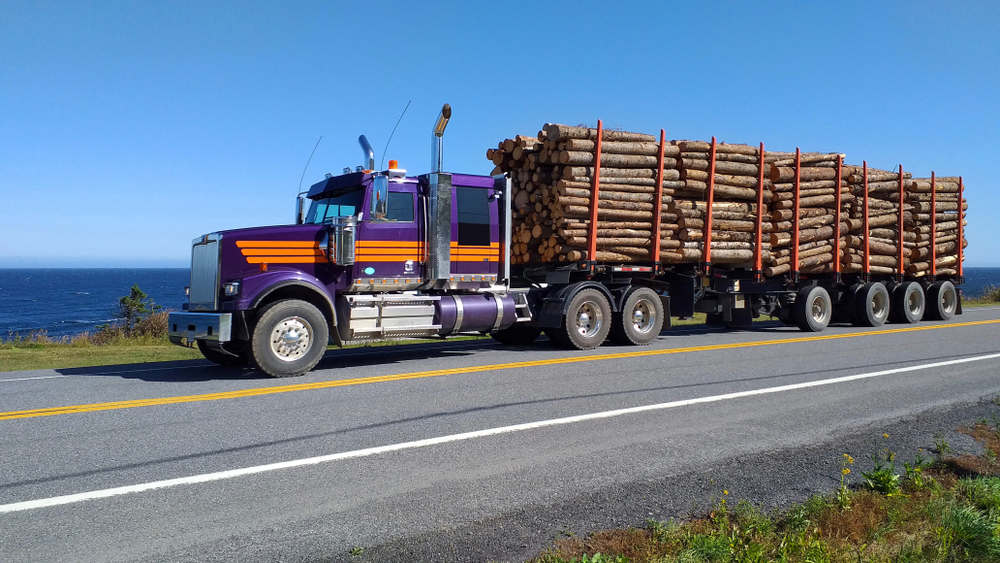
[167,105,965,377]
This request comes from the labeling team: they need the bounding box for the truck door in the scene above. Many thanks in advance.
[451,185,499,284]
[353,182,423,290]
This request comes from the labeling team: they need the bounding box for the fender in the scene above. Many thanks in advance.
[238,271,338,328]
[536,281,618,328]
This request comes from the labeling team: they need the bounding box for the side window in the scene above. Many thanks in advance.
[456,187,491,246]
[380,191,414,222]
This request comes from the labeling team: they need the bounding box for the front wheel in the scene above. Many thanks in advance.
[249,299,329,377]
[610,287,664,345]
[794,286,832,332]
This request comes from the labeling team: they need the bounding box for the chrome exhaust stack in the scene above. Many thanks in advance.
[358,135,375,172]
[426,103,452,287]
[430,103,451,173]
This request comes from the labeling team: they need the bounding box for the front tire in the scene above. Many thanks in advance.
[794,286,832,332]
[924,281,957,321]
[249,299,328,377]
[889,281,925,324]
[554,288,612,350]
[610,287,664,345]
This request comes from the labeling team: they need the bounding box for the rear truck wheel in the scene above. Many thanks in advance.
[610,287,664,346]
[555,288,612,350]
[249,299,328,378]
[197,340,249,366]
[889,281,925,324]
[924,281,957,321]
[490,325,542,345]
[851,282,890,327]
[794,286,832,332]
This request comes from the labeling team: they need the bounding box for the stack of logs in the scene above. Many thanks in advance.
[488,123,967,276]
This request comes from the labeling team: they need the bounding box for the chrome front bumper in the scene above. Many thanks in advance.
[168,312,232,345]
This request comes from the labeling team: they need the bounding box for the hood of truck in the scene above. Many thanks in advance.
[213,224,350,309]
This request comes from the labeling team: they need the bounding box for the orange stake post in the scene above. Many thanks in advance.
[958,177,965,279]
[833,156,843,278]
[791,148,801,280]
[897,164,905,280]
[702,136,717,275]
[863,161,871,279]
[651,129,666,273]
[586,120,603,272]
[930,172,937,277]
[753,142,765,281]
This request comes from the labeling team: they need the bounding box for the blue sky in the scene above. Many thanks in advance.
[1,1,997,267]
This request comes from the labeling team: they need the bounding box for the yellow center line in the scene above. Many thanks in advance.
[3,319,998,421]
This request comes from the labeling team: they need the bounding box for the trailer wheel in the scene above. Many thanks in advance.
[555,288,611,350]
[794,286,832,332]
[610,287,664,346]
[924,281,957,321]
[490,325,542,345]
[851,282,890,327]
[249,299,328,377]
[889,281,925,324]
[197,340,249,366]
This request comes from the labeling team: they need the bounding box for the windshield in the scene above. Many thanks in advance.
[305,187,365,224]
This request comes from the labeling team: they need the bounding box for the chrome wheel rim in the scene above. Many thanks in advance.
[942,287,957,315]
[811,296,830,324]
[269,316,312,362]
[574,301,603,339]
[631,299,657,334]
[871,288,888,319]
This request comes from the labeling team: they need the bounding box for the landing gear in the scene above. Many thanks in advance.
[249,299,329,377]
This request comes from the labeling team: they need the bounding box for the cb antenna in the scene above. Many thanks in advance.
[380,100,411,170]
[297,135,323,194]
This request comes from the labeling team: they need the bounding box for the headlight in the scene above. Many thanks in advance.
[223,281,241,297]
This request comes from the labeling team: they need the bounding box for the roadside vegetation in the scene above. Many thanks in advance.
[965,284,1000,306]
[531,415,1000,563]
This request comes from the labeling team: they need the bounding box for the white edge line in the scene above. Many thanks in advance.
[0,375,69,382]
[3,351,1000,514]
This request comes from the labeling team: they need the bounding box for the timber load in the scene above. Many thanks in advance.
[488,123,967,278]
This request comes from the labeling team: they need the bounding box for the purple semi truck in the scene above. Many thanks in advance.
[168,104,963,377]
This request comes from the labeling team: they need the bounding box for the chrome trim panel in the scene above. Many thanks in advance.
[492,294,505,330]
[426,172,452,285]
[167,312,232,344]
[453,296,465,332]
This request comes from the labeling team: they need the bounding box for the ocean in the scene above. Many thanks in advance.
[0,269,190,338]
[0,267,997,340]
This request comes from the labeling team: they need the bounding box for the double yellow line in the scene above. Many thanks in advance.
[3,319,997,421]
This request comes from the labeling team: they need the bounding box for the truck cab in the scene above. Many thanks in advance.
[168,105,524,377]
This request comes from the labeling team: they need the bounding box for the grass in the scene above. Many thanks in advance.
[530,422,1000,563]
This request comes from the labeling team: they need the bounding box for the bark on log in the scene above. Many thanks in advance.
[545,124,656,143]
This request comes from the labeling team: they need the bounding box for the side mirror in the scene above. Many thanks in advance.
[371,175,388,220]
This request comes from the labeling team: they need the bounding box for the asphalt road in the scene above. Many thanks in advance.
[2,307,999,563]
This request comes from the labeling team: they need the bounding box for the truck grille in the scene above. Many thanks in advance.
[189,234,221,311]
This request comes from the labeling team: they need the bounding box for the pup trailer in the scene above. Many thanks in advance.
[168,105,966,377]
